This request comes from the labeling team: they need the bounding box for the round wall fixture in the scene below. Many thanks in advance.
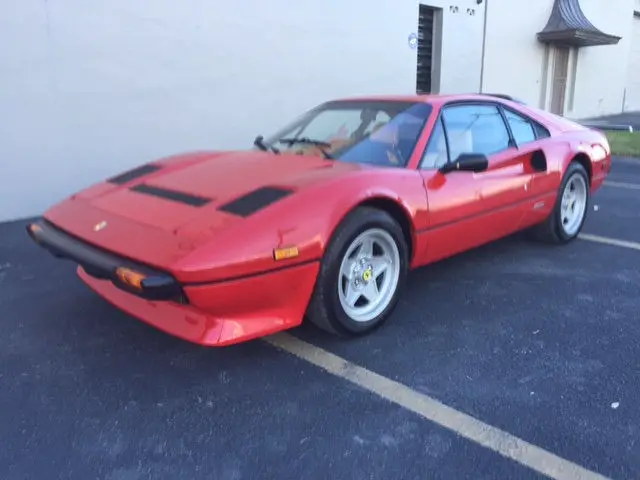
[408,33,417,49]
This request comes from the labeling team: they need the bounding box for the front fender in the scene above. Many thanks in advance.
[319,172,428,254]
[171,169,428,284]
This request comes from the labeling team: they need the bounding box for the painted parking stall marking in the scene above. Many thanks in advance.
[579,233,640,251]
[262,229,640,479]
[265,333,611,480]
[604,180,640,191]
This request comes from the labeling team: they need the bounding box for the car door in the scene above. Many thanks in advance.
[415,102,534,265]
[500,106,557,227]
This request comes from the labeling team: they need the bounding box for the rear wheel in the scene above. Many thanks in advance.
[529,161,590,244]
[306,207,408,336]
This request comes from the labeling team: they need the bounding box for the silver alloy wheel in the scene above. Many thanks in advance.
[337,228,401,323]
[560,172,588,236]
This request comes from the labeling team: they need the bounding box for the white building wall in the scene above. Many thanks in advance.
[0,0,635,222]
[0,0,489,222]
[624,12,640,110]
[423,1,486,94]
[481,0,551,106]
[481,0,635,119]
[571,0,635,118]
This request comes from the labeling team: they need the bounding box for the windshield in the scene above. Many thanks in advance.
[261,100,433,167]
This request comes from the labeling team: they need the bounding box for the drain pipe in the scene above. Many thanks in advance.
[479,0,489,93]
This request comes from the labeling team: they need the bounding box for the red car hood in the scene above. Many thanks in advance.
[78,150,360,229]
[45,150,361,268]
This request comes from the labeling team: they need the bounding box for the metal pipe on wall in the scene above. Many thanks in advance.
[479,0,489,93]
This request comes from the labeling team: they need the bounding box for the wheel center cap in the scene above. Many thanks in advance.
[362,267,372,282]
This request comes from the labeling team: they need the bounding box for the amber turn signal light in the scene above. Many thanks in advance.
[115,267,146,289]
[27,223,43,243]
[273,246,299,261]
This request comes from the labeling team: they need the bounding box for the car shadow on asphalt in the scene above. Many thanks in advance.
[294,230,541,343]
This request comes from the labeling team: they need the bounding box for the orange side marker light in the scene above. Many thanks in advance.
[273,246,299,261]
[28,223,43,243]
[115,267,146,289]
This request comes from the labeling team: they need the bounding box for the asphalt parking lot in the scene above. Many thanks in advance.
[2,157,639,480]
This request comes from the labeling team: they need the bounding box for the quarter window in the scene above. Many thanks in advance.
[504,109,536,145]
[533,122,551,139]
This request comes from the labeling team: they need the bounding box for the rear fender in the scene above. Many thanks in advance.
[563,129,611,187]
[566,144,592,176]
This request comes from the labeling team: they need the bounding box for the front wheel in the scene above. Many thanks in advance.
[529,161,590,244]
[306,207,408,336]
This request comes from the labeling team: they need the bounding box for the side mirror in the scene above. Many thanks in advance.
[438,153,489,174]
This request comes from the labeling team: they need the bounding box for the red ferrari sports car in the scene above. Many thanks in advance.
[27,93,611,346]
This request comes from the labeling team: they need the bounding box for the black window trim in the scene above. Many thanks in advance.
[418,99,551,170]
[440,115,452,165]
[419,115,451,169]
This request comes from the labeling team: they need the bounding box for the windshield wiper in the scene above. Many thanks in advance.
[254,135,280,154]
[278,137,333,159]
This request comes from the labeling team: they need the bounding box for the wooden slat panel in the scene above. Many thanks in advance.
[550,47,570,114]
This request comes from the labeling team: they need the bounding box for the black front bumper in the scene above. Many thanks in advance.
[26,219,185,301]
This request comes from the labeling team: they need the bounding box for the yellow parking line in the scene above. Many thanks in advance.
[265,333,610,480]
[579,233,640,251]
[604,180,640,190]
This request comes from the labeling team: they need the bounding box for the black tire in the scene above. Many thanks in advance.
[306,206,409,336]
[529,161,590,244]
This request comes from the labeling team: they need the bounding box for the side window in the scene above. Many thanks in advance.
[504,109,536,145]
[420,117,449,169]
[442,104,511,159]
